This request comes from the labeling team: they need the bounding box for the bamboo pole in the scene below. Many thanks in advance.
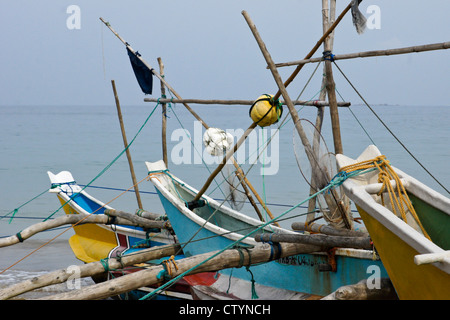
[307,0,351,226]
[320,1,343,155]
[255,232,372,250]
[291,221,367,237]
[306,0,332,224]
[135,208,163,220]
[144,97,351,107]
[157,57,168,168]
[104,208,170,230]
[100,18,274,222]
[111,80,143,210]
[0,243,181,300]
[39,241,325,300]
[232,164,265,223]
[324,51,343,155]
[0,214,160,248]
[322,278,397,300]
[272,0,354,101]
[274,41,450,68]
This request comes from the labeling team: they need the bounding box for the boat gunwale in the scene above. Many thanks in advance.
[340,169,450,273]
[53,185,164,241]
[149,170,379,259]
[394,167,450,217]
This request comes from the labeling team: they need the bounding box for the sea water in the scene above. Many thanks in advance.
[0,103,449,298]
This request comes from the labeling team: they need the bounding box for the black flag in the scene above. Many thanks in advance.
[351,0,367,34]
[127,47,153,94]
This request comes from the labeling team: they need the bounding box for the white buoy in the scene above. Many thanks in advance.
[203,128,234,156]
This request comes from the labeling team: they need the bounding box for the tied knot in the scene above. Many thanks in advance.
[323,50,335,62]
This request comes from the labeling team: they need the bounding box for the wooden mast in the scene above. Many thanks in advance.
[157,57,168,168]
[323,0,344,156]
[306,0,332,224]
[111,80,143,210]
[307,0,351,228]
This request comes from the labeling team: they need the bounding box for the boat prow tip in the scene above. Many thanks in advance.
[145,160,168,173]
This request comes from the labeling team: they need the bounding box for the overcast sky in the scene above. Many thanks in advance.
[1,0,449,107]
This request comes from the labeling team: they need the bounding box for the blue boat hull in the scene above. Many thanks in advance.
[155,184,387,297]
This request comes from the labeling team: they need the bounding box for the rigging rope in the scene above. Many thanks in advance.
[1,189,49,224]
[333,61,450,195]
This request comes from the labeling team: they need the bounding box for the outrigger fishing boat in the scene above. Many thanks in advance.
[146,160,388,299]
[47,170,210,300]
[336,145,450,300]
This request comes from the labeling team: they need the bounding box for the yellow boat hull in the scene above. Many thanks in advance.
[358,205,450,300]
[58,195,119,263]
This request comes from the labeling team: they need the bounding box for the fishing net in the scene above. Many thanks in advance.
[293,119,352,229]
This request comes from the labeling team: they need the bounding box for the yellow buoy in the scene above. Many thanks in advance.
[249,94,283,127]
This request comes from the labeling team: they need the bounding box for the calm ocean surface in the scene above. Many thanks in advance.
[1,102,449,298]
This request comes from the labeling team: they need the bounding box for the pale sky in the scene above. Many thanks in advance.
[1,0,449,107]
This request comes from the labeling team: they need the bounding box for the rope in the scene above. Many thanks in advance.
[339,155,431,239]
[322,50,335,62]
[1,189,49,224]
[157,255,179,280]
[333,61,450,195]
[334,86,376,145]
